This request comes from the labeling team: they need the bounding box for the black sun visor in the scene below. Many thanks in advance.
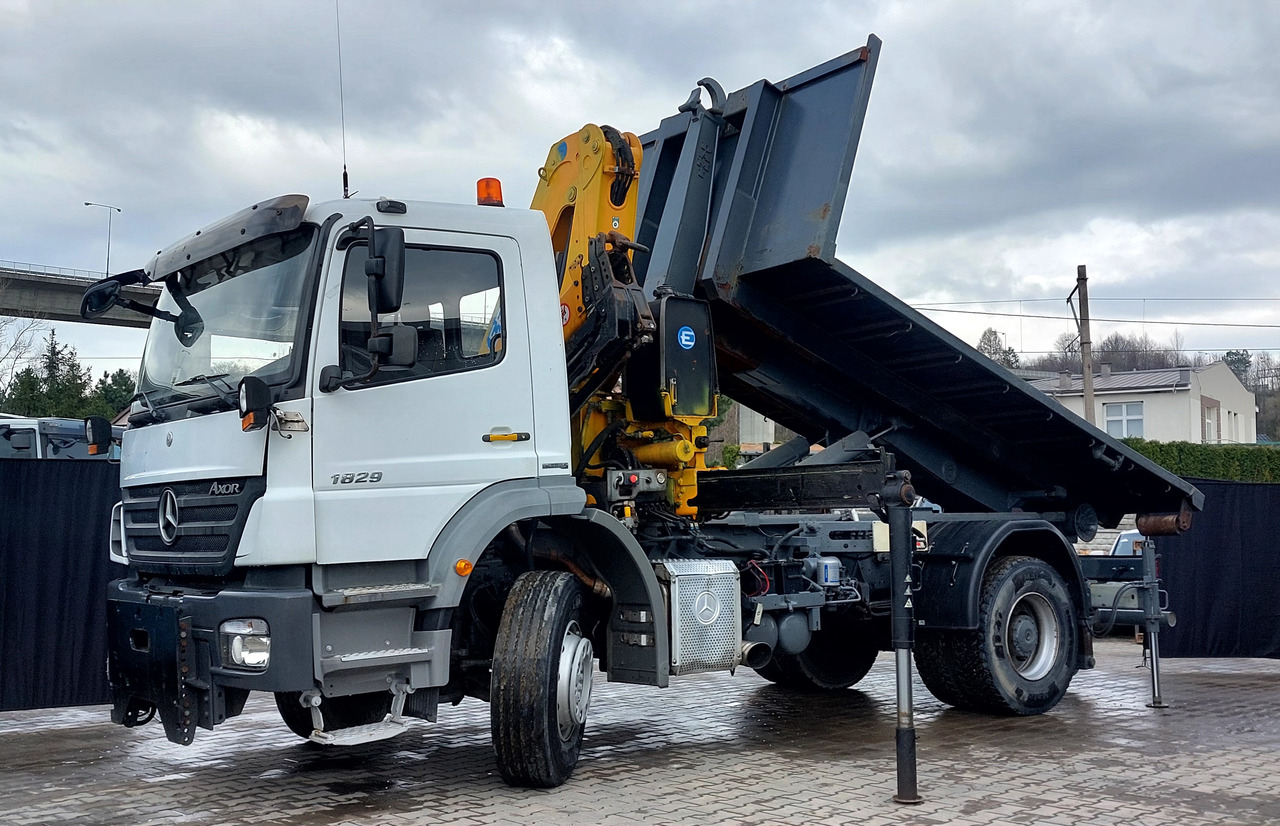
[146,194,309,282]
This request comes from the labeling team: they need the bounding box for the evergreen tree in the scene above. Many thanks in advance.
[1,332,135,418]
[1223,349,1252,385]
[976,327,1019,368]
[95,369,138,414]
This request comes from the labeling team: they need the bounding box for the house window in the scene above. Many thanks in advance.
[1103,402,1143,438]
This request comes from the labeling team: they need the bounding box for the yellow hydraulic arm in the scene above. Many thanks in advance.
[530,124,713,518]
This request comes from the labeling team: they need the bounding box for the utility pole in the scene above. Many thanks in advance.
[1069,265,1096,425]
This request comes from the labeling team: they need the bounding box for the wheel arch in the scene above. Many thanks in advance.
[424,477,586,609]
[918,519,1092,667]
[424,481,669,689]
[542,510,670,689]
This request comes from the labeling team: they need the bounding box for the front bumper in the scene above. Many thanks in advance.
[106,578,315,744]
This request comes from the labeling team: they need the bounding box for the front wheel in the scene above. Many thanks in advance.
[916,555,1079,715]
[490,571,592,788]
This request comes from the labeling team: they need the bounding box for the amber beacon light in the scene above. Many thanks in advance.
[477,177,504,207]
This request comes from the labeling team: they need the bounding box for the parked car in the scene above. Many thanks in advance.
[1078,528,1147,557]
[1108,529,1147,557]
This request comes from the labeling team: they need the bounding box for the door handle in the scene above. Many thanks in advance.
[483,432,530,442]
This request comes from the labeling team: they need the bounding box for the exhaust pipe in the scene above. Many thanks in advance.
[740,641,773,670]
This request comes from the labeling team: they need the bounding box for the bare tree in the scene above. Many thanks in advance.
[0,314,45,406]
[1253,352,1280,393]
[1026,328,1215,374]
[976,327,1019,368]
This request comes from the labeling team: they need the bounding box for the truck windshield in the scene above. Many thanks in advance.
[137,226,318,408]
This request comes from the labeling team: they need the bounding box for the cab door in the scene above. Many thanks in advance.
[310,229,536,565]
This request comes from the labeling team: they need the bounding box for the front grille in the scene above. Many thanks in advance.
[128,504,238,526]
[122,476,266,576]
[133,535,231,553]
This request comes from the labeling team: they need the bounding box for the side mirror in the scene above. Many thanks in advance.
[368,323,418,368]
[237,376,271,432]
[367,226,406,315]
[80,269,149,320]
[84,416,114,456]
[81,280,123,320]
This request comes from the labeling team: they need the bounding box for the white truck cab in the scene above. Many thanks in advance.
[95,195,613,751]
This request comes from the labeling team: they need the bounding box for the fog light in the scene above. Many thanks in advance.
[220,618,270,670]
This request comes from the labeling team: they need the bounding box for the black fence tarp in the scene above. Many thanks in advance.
[1159,478,1280,659]
[1,458,123,711]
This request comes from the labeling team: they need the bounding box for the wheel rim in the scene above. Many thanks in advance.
[556,620,593,741]
[1003,592,1059,681]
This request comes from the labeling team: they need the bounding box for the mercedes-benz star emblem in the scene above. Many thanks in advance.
[694,591,721,625]
[158,488,180,545]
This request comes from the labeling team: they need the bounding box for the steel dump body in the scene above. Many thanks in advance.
[633,35,1200,525]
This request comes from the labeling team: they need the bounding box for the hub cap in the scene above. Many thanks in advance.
[556,620,593,741]
[1003,592,1059,681]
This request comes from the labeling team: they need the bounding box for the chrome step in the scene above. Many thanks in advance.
[319,646,435,674]
[308,716,410,746]
[320,582,440,608]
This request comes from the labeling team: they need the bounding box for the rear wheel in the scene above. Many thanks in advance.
[916,555,1079,715]
[753,618,879,690]
[490,571,591,788]
[274,691,392,739]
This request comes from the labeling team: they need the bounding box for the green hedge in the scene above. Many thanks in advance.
[1121,438,1280,483]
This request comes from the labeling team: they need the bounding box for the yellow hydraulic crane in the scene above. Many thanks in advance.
[529,124,714,518]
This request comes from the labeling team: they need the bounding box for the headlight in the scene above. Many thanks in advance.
[220,618,270,670]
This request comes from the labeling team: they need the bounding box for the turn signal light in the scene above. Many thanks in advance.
[477,178,504,207]
[455,559,474,576]
[241,411,265,432]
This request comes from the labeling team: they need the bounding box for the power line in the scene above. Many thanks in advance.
[915,297,1280,306]
[915,306,1280,329]
[1012,348,1280,354]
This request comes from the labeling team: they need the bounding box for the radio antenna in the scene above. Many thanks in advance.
[335,0,355,198]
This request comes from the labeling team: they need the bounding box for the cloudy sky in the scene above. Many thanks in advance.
[2,0,1278,379]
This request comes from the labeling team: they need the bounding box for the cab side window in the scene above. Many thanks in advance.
[340,245,504,386]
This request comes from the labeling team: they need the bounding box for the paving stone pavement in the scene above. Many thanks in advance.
[2,638,1280,825]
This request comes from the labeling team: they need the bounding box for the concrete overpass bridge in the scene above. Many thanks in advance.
[0,261,160,329]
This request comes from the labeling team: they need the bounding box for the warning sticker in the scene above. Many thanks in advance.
[561,303,571,326]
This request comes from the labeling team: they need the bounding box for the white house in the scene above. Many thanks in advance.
[1027,362,1256,444]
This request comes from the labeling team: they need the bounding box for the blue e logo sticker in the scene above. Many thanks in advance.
[677,326,696,350]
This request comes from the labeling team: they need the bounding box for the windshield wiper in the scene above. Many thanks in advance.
[174,373,237,406]
[130,389,168,423]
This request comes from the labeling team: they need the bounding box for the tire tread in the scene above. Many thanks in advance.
[491,571,583,788]
[915,555,1077,715]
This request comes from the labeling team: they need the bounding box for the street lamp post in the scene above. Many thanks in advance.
[84,201,122,276]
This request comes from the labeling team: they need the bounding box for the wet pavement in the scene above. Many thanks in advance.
[3,637,1280,825]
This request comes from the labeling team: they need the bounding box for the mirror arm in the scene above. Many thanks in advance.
[118,298,179,323]
[344,355,382,388]
[319,356,383,393]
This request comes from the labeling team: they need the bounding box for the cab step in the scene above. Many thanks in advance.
[319,646,435,674]
[308,716,410,746]
[320,582,440,608]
